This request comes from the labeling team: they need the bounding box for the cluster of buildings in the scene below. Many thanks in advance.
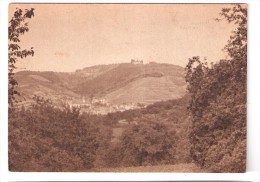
[65,59,149,114]
[67,96,142,115]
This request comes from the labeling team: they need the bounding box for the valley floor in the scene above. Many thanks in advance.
[90,163,208,173]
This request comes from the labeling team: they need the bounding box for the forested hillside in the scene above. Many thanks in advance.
[15,62,186,105]
[185,5,247,172]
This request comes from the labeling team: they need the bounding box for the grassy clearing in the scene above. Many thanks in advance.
[90,163,207,172]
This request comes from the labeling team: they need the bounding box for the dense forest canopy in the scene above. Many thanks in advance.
[185,4,247,172]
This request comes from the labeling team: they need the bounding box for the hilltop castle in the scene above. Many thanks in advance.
[131,59,143,65]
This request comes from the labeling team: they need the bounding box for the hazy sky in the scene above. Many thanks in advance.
[9,4,237,72]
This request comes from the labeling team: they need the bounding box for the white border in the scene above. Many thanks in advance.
[1,0,260,182]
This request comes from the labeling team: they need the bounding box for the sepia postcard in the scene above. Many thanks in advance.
[8,3,247,172]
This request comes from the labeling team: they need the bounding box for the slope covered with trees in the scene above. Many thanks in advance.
[185,4,247,172]
[9,97,103,171]
[9,95,192,171]
[14,62,186,105]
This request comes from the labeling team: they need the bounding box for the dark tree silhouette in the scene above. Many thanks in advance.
[8,8,35,108]
[185,4,247,172]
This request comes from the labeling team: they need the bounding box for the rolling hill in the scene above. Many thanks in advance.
[14,61,187,106]
[104,76,186,105]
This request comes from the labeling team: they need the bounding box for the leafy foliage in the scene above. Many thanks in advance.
[91,95,192,168]
[9,97,102,171]
[185,4,247,172]
[9,93,192,171]
[8,8,35,107]
[105,121,178,167]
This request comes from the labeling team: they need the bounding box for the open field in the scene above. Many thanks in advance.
[91,163,207,173]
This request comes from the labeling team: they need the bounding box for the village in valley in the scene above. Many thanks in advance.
[65,59,146,115]
[67,96,145,115]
